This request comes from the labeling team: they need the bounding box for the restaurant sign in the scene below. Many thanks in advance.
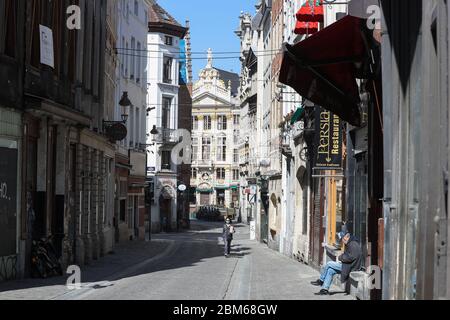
[313,106,343,170]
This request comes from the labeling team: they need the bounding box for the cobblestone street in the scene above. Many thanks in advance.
[0,221,353,300]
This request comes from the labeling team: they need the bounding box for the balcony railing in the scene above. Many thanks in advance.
[153,128,178,144]
[194,159,213,167]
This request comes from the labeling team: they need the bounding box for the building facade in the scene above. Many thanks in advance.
[0,0,134,280]
[146,2,188,233]
[116,0,151,242]
[236,12,259,226]
[190,51,241,214]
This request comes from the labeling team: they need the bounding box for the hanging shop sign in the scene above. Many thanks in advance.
[0,146,18,256]
[313,106,343,170]
[105,123,127,141]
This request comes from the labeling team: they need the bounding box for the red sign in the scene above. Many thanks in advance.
[296,0,324,23]
[294,21,319,35]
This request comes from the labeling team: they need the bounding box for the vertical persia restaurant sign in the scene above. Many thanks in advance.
[313,106,343,170]
[0,146,18,256]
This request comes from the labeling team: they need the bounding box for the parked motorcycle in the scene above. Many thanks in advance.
[31,236,63,278]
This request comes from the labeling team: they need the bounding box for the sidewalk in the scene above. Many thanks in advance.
[0,240,172,300]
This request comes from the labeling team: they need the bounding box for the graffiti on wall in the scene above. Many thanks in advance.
[0,255,17,281]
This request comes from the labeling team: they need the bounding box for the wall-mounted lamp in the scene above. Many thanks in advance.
[150,125,159,135]
[103,91,132,130]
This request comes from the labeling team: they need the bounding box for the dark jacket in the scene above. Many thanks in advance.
[223,224,233,241]
[338,236,363,282]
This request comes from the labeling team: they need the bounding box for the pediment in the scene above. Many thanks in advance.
[192,92,231,106]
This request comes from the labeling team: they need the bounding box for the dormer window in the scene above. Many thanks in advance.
[165,36,173,46]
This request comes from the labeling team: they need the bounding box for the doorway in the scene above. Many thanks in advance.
[133,196,139,239]
[216,189,225,207]
[200,192,210,206]
[160,198,171,232]
[311,177,325,267]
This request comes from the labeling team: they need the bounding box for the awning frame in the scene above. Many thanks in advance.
[283,43,361,106]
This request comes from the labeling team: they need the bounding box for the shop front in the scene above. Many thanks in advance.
[0,108,22,281]
[279,14,383,298]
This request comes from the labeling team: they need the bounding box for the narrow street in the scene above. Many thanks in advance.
[0,221,353,300]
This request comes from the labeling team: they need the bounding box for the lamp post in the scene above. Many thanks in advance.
[103,91,132,129]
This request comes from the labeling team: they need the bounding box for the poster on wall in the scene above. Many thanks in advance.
[0,146,18,256]
[313,106,343,170]
[39,24,54,68]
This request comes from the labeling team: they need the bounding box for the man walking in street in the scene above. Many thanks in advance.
[223,217,235,257]
[311,231,363,295]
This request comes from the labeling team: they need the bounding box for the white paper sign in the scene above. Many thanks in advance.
[39,25,54,68]
[250,221,256,240]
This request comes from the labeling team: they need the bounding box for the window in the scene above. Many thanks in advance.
[163,56,173,84]
[202,137,211,160]
[216,168,226,180]
[1,0,17,58]
[135,108,140,145]
[217,115,227,130]
[192,137,198,161]
[203,116,211,130]
[134,0,138,16]
[191,168,197,179]
[217,137,226,161]
[192,116,198,130]
[136,42,141,83]
[233,115,240,126]
[233,149,239,163]
[165,36,173,46]
[128,107,134,146]
[144,11,148,25]
[234,131,239,144]
[121,37,125,74]
[162,97,172,129]
[161,150,171,170]
[131,37,135,79]
[125,41,129,76]
[233,169,240,181]
[120,199,126,221]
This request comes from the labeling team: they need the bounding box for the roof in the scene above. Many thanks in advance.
[148,2,187,38]
[216,68,240,96]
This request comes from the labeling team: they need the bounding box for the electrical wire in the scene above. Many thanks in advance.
[114,47,284,55]
[115,51,280,60]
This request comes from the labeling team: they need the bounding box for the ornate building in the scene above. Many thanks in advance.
[190,50,241,212]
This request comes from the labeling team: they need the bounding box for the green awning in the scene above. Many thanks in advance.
[197,189,213,193]
[230,186,239,190]
[215,186,229,190]
[290,106,305,125]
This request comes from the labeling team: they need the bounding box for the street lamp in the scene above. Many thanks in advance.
[150,125,159,135]
[103,91,132,130]
[119,91,132,122]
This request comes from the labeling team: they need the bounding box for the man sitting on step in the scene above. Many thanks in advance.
[311,230,363,295]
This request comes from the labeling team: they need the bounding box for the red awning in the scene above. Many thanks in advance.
[294,21,319,35]
[296,0,324,23]
[279,15,368,126]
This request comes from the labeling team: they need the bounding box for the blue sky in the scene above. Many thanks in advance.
[157,0,257,78]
